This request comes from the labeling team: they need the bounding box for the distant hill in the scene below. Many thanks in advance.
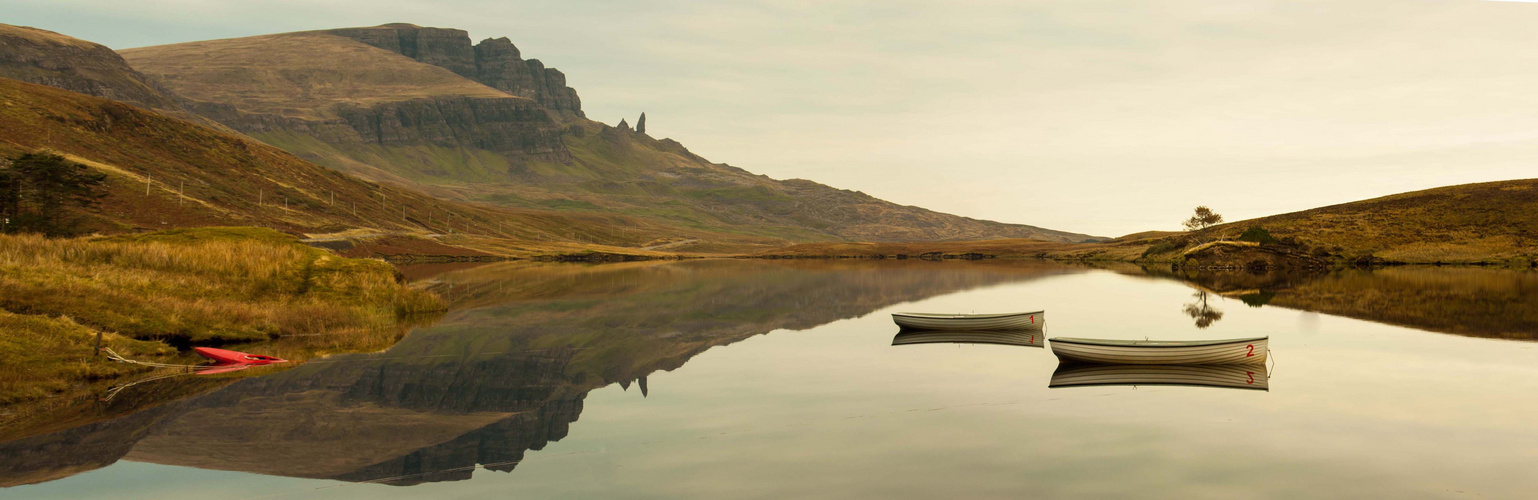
[0,24,179,110]
[120,24,1099,244]
[1212,179,1538,263]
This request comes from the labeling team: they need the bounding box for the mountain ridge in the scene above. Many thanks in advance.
[118,23,1103,244]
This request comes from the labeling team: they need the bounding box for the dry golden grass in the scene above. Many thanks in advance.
[1202,179,1538,263]
[121,32,513,120]
[0,228,443,345]
[0,227,445,405]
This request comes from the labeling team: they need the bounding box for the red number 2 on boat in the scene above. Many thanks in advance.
[1246,344,1255,357]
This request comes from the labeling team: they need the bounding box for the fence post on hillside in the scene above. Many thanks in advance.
[258,189,263,207]
[146,173,152,196]
[351,201,356,217]
[94,330,102,357]
[179,180,185,206]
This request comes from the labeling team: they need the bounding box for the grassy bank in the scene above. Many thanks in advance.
[0,227,444,406]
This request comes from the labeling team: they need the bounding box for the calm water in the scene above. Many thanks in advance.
[4,260,1538,499]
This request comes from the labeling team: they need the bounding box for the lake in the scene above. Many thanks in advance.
[4,260,1538,499]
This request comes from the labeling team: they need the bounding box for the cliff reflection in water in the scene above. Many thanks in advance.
[1155,266,1538,341]
[0,260,1077,487]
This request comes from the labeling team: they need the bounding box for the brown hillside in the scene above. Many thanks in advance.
[0,23,180,110]
[119,25,1100,243]
[0,76,725,247]
[121,32,513,120]
[1211,179,1538,263]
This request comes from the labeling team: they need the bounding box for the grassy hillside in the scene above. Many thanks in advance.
[1218,179,1538,263]
[118,25,1100,244]
[0,24,179,110]
[0,77,747,251]
[1128,179,1538,265]
[120,32,511,120]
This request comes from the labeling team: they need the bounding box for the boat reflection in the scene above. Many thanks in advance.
[891,330,1044,348]
[1049,363,1269,391]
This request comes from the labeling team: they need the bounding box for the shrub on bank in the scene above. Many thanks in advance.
[1237,227,1281,245]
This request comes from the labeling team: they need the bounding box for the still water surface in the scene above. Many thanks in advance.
[4,260,1538,498]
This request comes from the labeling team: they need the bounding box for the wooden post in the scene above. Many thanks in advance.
[352,201,356,217]
[146,173,152,196]
[179,180,185,206]
[94,330,102,357]
[258,189,263,207]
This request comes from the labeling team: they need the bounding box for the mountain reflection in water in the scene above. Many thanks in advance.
[0,260,1077,487]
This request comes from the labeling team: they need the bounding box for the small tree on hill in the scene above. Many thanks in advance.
[1182,206,1223,234]
[0,153,107,236]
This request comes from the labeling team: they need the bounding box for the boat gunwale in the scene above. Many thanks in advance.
[1049,336,1268,348]
[892,310,1045,320]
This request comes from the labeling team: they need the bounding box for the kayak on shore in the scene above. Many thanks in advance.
[193,347,288,366]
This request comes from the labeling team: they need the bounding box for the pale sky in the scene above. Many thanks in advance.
[8,0,1538,237]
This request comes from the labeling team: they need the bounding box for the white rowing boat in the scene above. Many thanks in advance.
[1049,363,1268,391]
[891,330,1044,348]
[1048,336,1267,365]
[891,311,1044,331]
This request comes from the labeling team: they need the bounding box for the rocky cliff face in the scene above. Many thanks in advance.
[190,94,572,163]
[327,24,585,119]
[336,97,570,160]
[0,23,180,110]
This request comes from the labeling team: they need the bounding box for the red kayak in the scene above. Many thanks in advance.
[193,347,288,366]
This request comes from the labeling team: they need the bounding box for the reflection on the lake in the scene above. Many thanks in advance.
[0,260,1075,487]
[1049,363,1269,391]
[891,330,1044,348]
[1156,266,1538,341]
[7,260,1538,498]
[1181,290,1224,328]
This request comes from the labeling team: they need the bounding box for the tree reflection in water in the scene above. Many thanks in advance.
[1183,290,1224,328]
